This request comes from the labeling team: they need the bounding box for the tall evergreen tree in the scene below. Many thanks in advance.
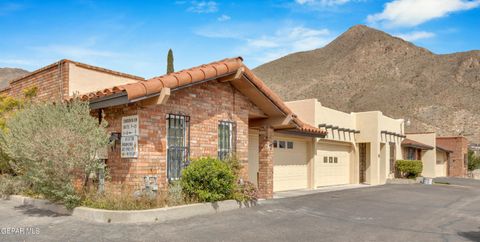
[167,49,174,74]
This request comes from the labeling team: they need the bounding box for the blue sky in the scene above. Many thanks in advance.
[0,0,479,78]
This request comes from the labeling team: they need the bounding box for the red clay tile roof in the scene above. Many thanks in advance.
[79,56,326,136]
[401,138,434,150]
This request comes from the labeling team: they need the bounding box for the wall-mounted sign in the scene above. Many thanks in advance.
[121,135,138,158]
[122,115,139,137]
[121,115,139,158]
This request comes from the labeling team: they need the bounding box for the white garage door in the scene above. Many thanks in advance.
[315,143,351,187]
[273,139,308,192]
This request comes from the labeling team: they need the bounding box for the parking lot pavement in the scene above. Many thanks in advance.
[1,178,480,242]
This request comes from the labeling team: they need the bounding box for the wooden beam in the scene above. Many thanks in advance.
[218,67,244,82]
[249,115,293,129]
[138,88,171,107]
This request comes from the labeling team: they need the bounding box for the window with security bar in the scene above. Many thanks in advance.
[218,121,236,160]
[166,114,190,181]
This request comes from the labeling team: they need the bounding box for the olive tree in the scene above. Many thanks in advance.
[1,98,109,208]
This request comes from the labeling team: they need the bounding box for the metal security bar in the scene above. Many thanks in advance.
[166,114,190,180]
[218,121,236,160]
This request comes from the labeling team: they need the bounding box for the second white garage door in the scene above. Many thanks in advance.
[273,139,308,192]
[315,143,352,187]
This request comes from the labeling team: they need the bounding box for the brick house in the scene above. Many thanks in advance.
[1,57,326,199]
[436,137,469,177]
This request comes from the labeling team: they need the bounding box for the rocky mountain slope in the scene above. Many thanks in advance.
[253,25,480,142]
[0,68,29,90]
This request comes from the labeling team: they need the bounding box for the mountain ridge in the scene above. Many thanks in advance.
[253,24,480,142]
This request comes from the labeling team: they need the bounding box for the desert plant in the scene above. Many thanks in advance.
[167,181,186,206]
[396,160,423,178]
[81,186,169,210]
[180,157,235,202]
[0,98,109,208]
[233,180,258,202]
[0,174,26,198]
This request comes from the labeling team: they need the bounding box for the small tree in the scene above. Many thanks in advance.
[1,98,109,208]
[0,86,37,174]
[467,150,480,171]
[167,48,174,74]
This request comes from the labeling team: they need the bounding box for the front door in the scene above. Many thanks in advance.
[359,143,367,183]
[389,142,396,176]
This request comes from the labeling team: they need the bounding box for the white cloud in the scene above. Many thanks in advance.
[217,14,231,21]
[187,1,218,13]
[395,31,436,41]
[196,24,332,64]
[367,0,480,28]
[295,0,350,6]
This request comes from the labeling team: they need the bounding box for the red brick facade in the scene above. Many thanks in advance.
[258,126,274,198]
[0,61,69,101]
[102,80,262,193]
[436,137,468,177]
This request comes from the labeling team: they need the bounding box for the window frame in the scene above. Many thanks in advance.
[166,113,190,181]
[218,120,236,160]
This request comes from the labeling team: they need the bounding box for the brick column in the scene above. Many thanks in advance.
[258,126,274,199]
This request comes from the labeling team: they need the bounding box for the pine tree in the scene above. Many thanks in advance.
[167,49,174,74]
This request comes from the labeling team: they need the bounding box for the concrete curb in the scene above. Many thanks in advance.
[2,195,257,224]
[73,200,256,223]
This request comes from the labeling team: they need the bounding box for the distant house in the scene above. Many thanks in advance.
[402,132,452,178]
[436,137,469,177]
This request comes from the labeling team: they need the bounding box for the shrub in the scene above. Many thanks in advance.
[167,181,187,206]
[0,98,109,208]
[467,150,480,171]
[0,174,26,198]
[233,181,258,202]
[396,160,423,178]
[180,157,235,202]
[81,187,169,210]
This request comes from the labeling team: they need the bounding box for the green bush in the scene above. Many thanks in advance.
[0,98,109,208]
[180,157,235,202]
[468,150,480,171]
[396,160,423,178]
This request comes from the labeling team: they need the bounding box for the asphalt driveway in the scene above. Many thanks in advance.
[1,178,480,242]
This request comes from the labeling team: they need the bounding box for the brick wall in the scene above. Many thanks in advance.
[436,137,469,177]
[0,61,69,101]
[103,80,256,191]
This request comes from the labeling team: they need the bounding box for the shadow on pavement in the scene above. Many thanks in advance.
[14,205,68,217]
[458,228,480,242]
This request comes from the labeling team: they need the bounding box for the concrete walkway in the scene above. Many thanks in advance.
[273,184,373,199]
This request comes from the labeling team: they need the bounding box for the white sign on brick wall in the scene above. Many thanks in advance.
[121,115,139,158]
[121,135,138,158]
[122,115,139,137]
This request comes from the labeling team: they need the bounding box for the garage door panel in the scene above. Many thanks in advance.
[273,140,308,192]
[315,143,351,187]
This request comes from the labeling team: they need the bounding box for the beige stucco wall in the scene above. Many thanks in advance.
[406,133,437,178]
[286,99,404,186]
[68,63,140,95]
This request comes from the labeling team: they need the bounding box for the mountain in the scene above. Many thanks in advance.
[253,25,480,143]
[0,68,29,90]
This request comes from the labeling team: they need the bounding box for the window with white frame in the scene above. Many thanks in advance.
[218,121,236,160]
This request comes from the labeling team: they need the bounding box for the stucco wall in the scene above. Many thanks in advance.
[407,133,437,178]
[68,63,140,95]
